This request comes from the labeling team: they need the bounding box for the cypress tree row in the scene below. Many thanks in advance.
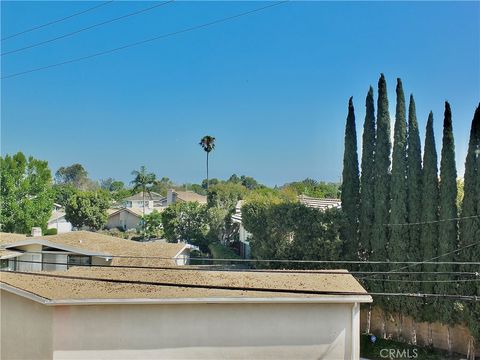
[359,87,376,260]
[340,97,360,260]
[404,95,423,317]
[459,104,480,338]
[419,112,439,322]
[372,74,391,265]
[387,79,409,313]
[436,102,458,324]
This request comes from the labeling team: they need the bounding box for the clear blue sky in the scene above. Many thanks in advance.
[1,1,479,186]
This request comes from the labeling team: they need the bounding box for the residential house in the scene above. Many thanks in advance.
[47,208,72,234]
[1,267,371,359]
[232,196,342,259]
[0,231,194,271]
[165,188,207,206]
[123,191,165,210]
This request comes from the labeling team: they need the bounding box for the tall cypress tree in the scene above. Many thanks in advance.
[420,112,439,322]
[359,87,376,260]
[459,104,480,338]
[405,94,423,317]
[372,74,391,262]
[436,102,458,324]
[341,97,360,260]
[387,79,409,313]
[406,95,423,260]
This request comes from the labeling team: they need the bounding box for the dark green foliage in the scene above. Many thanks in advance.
[459,104,480,337]
[387,79,409,313]
[283,179,341,198]
[419,112,439,322]
[359,87,376,259]
[341,97,360,260]
[404,95,423,316]
[142,210,163,239]
[242,195,345,269]
[436,102,458,323]
[52,184,78,207]
[44,228,58,236]
[162,202,210,251]
[371,74,391,297]
[0,152,54,234]
[65,191,109,230]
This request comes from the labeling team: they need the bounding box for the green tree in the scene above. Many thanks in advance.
[52,184,78,207]
[387,79,409,313]
[142,210,163,239]
[404,94,423,317]
[372,74,391,301]
[0,152,54,234]
[359,86,376,260]
[65,191,109,230]
[459,104,480,337]
[207,182,247,210]
[55,163,96,190]
[419,112,439,322]
[436,102,458,323]
[130,166,156,219]
[199,135,216,190]
[161,202,209,250]
[340,97,360,260]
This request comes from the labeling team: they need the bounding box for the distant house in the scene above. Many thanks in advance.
[232,196,342,259]
[0,231,194,271]
[123,191,165,210]
[1,267,371,359]
[106,207,144,231]
[164,189,207,206]
[46,203,73,234]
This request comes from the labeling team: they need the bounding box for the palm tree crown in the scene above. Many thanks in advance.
[131,166,156,237]
[199,135,216,190]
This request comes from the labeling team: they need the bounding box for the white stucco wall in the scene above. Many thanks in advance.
[1,290,53,360]
[0,289,362,360]
[106,211,140,230]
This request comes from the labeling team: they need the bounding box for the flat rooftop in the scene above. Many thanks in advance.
[0,267,371,303]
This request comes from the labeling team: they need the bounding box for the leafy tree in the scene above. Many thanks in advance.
[387,79,409,313]
[207,182,247,210]
[199,135,216,190]
[55,163,96,190]
[161,202,209,250]
[151,177,174,196]
[184,183,207,196]
[201,178,220,190]
[284,179,340,198]
[239,175,262,190]
[436,102,458,323]
[0,152,54,234]
[52,184,78,207]
[65,191,109,230]
[142,210,163,239]
[100,178,125,192]
[419,112,439,322]
[359,86,376,259]
[130,166,156,219]
[340,97,360,260]
[371,74,391,299]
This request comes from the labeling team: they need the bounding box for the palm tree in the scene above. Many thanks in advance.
[199,135,216,190]
[131,166,156,236]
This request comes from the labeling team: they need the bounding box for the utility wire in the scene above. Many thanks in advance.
[1,269,478,301]
[1,1,289,80]
[1,1,175,56]
[16,250,480,265]
[7,259,480,278]
[385,214,480,227]
[1,1,114,42]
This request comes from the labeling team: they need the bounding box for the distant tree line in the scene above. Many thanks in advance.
[340,74,480,340]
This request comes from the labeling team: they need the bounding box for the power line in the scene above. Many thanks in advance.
[1,1,175,56]
[1,1,114,42]
[2,269,478,301]
[7,259,480,278]
[1,1,289,80]
[385,214,480,227]
[17,250,480,265]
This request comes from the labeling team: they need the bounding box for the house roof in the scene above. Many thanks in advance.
[0,267,371,303]
[174,190,207,204]
[298,196,342,211]
[123,192,165,202]
[0,231,189,266]
[0,232,28,259]
[48,210,67,223]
